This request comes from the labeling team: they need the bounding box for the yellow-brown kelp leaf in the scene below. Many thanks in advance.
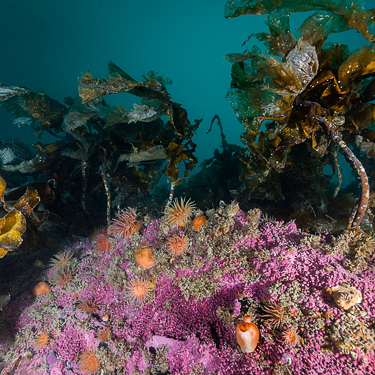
[164,139,198,184]
[0,176,5,205]
[338,45,375,90]
[257,40,318,96]
[240,11,296,58]
[29,180,56,204]
[4,186,41,217]
[224,0,375,42]
[227,40,318,131]
[79,67,165,104]
[0,210,26,258]
[2,151,60,173]
[78,62,174,126]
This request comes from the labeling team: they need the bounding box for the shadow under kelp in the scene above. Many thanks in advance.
[165,116,365,234]
[174,115,244,209]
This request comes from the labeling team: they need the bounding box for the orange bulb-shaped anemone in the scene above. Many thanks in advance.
[32,282,51,296]
[193,215,207,232]
[236,315,259,353]
[135,247,156,269]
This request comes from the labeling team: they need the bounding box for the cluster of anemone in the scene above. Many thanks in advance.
[261,301,284,329]
[77,296,101,314]
[166,233,188,256]
[48,251,74,270]
[164,198,195,226]
[78,350,100,375]
[107,207,141,238]
[125,278,151,305]
[92,228,111,254]
[48,250,75,288]
[103,199,198,307]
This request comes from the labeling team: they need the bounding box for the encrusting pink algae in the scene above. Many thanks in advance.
[0,202,374,374]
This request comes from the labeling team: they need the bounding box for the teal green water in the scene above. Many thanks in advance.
[0,0,370,187]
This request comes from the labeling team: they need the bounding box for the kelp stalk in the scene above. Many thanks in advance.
[81,160,88,213]
[321,117,369,228]
[166,181,175,207]
[100,164,111,225]
[332,149,342,199]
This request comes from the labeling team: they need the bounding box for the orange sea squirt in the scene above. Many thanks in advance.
[135,247,156,269]
[236,315,259,353]
[32,282,51,296]
[193,215,207,232]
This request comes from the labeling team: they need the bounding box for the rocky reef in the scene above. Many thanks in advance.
[1,0,375,374]
[0,201,374,374]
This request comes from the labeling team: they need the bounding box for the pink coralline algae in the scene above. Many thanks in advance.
[0,202,375,374]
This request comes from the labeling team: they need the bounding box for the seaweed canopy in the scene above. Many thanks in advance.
[0,61,202,229]
[225,0,375,229]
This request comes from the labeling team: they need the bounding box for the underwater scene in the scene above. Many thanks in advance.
[1,0,375,374]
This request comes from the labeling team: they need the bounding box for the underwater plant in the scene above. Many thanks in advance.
[0,175,56,258]
[225,0,375,229]
[0,61,202,245]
